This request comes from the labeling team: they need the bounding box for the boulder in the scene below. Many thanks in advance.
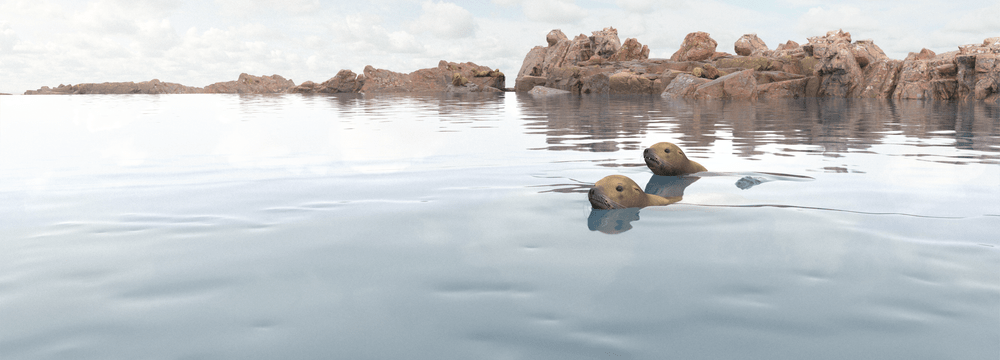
[590,27,622,58]
[850,39,887,68]
[671,31,718,62]
[757,77,813,99]
[853,59,902,98]
[528,86,571,95]
[515,75,547,93]
[734,34,768,56]
[609,38,650,62]
[547,29,568,46]
[692,69,758,100]
[609,71,656,94]
[776,40,799,51]
[661,73,710,98]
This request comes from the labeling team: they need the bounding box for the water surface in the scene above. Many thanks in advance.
[1,93,998,359]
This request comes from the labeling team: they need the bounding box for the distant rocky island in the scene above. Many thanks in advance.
[22,27,1000,102]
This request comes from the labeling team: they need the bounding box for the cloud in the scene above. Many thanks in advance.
[795,5,877,36]
[409,1,475,39]
[616,0,656,13]
[0,22,17,52]
[499,0,587,24]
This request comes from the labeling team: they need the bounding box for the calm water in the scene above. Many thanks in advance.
[1,93,998,359]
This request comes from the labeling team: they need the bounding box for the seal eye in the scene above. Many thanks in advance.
[615,185,624,192]
[664,148,670,154]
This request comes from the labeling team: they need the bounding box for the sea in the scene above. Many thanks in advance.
[1,93,998,359]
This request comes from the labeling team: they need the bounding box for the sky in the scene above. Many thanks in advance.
[1,0,999,94]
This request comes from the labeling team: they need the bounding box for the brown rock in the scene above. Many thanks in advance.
[609,38,650,62]
[661,73,710,98]
[734,34,768,56]
[756,77,812,99]
[609,71,655,94]
[547,29,568,47]
[692,69,758,100]
[907,48,936,61]
[590,27,622,58]
[515,75,547,92]
[564,34,596,65]
[581,72,610,94]
[517,46,548,78]
[670,32,718,62]
[753,71,806,84]
[359,61,503,93]
[203,73,295,94]
[776,40,799,51]
[850,39,887,68]
[701,64,721,79]
[854,59,902,98]
[289,69,364,94]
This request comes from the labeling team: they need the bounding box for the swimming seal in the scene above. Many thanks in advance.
[643,142,706,176]
[589,175,680,209]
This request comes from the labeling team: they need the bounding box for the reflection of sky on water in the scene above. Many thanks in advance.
[0,93,997,360]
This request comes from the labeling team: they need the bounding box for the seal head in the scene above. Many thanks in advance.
[589,175,680,209]
[643,142,707,176]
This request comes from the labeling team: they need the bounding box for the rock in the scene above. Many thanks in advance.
[850,39,887,68]
[590,27,621,58]
[908,48,936,61]
[609,71,655,94]
[776,40,799,51]
[24,78,203,95]
[547,29,568,47]
[661,73,710,98]
[564,34,596,65]
[854,59,902,98]
[734,34,768,56]
[528,86,571,95]
[359,61,504,93]
[670,31,718,62]
[693,69,758,100]
[581,72,610,94]
[609,38,649,62]
[701,64,721,79]
[515,75,547,93]
[517,46,548,79]
[202,73,295,94]
[286,69,363,94]
[756,77,812,99]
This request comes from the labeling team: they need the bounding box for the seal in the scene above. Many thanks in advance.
[643,142,706,176]
[589,175,680,209]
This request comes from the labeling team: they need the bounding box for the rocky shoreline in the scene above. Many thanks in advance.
[516,27,1000,102]
[21,27,1000,102]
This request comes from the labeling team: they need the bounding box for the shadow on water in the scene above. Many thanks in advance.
[521,95,1000,165]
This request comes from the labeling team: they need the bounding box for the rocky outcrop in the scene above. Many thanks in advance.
[513,27,1000,102]
[354,61,503,93]
[202,73,295,94]
[25,74,294,95]
[27,62,504,95]
[24,79,202,94]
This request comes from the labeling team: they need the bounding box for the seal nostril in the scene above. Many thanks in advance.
[589,188,595,195]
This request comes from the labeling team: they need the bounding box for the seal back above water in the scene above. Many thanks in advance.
[643,142,706,176]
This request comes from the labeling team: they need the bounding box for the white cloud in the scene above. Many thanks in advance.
[616,0,656,13]
[409,1,475,39]
[508,0,587,24]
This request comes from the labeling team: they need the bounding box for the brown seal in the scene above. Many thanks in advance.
[643,142,706,176]
[589,175,681,209]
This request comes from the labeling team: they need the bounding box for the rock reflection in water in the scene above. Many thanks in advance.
[521,96,1000,165]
